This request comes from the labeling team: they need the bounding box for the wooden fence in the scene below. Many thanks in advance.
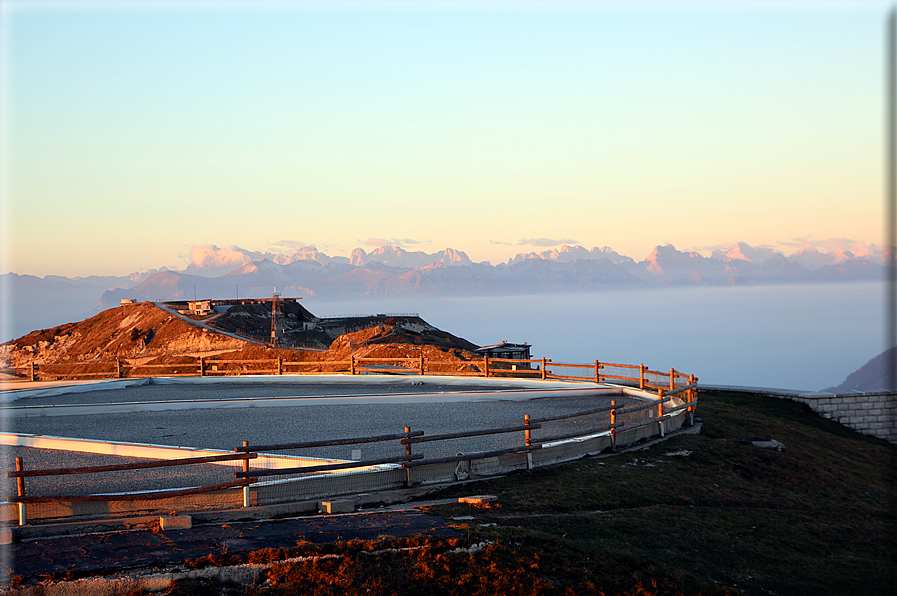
[6,380,698,525]
[8,356,696,399]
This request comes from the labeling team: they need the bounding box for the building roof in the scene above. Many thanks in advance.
[475,342,530,353]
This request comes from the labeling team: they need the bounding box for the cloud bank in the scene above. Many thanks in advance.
[517,238,580,247]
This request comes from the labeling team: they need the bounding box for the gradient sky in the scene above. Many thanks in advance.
[0,1,889,277]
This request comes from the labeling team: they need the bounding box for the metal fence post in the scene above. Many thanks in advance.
[15,457,26,526]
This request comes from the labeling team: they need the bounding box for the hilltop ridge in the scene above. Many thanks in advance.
[0,302,482,377]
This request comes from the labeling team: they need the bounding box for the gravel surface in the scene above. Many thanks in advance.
[4,381,642,504]
[9,396,636,453]
[8,381,531,407]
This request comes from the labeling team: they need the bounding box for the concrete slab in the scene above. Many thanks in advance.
[318,500,355,514]
[159,514,192,530]
[458,495,497,505]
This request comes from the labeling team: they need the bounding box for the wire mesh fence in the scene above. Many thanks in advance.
[8,447,250,522]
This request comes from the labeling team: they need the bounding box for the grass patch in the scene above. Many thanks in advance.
[139,390,896,595]
[425,391,896,595]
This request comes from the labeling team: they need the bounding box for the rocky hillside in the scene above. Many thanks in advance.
[0,302,481,376]
[0,303,246,368]
[827,345,897,392]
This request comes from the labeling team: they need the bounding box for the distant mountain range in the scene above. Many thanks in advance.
[99,241,888,306]
[1,240,890,342]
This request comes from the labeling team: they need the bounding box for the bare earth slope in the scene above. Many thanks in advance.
[0,303,480,375]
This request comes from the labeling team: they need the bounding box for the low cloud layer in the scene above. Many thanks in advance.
[271,240,309,250]
[517,238,580,247]
[186,245,253,269]
[694,238,880,259]
[363,237,429,248]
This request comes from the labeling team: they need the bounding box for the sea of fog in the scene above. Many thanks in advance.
[316,282,887,393]
[2,282,886,392]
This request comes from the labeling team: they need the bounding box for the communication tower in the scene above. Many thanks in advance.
[270,290,282,346]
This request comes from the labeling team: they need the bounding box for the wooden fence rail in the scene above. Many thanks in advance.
[237,454,425,479]
[8,453,257,478]
[235,431,425,453]
[401,424,542,445]
[7,452,259,523]
[13,479,258,505]
[10,356,696,400]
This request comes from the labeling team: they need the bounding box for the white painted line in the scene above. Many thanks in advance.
[2,387,620,417]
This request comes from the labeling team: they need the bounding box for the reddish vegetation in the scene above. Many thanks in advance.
[157,535,727,596]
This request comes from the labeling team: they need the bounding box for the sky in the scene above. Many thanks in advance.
[0,0,890,278]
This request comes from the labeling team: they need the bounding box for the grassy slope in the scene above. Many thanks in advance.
[146,391,897,595]
[422,390,897,596]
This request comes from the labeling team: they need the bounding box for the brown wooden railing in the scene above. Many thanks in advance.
[8,355,696,400]
[7,452,258,526]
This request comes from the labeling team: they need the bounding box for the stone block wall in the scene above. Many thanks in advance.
[794,392,896,444]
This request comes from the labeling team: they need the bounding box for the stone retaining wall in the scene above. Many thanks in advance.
[702,386,896,444]
[795,392,896,443]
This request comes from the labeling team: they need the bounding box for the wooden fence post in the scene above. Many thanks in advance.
[350,355,356,375]
[15,457,26,526]
[670,368,676,391]
[116,358,122,379]
[404,427,413,487]
[688,374,696,426]
[419,354,424,376]
[240,441,250,507]
[541,358,547,380]
[30,362,36,382]
[199,357,205,377]
[524,414,533,470]
[639,364,645,389]
[610,400,617,452]
[657,389,665,437]
[595,360,600,384]
[277,357,282,376]
[483,356,489,378]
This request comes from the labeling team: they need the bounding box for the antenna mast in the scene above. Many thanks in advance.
[270,289,282,346]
